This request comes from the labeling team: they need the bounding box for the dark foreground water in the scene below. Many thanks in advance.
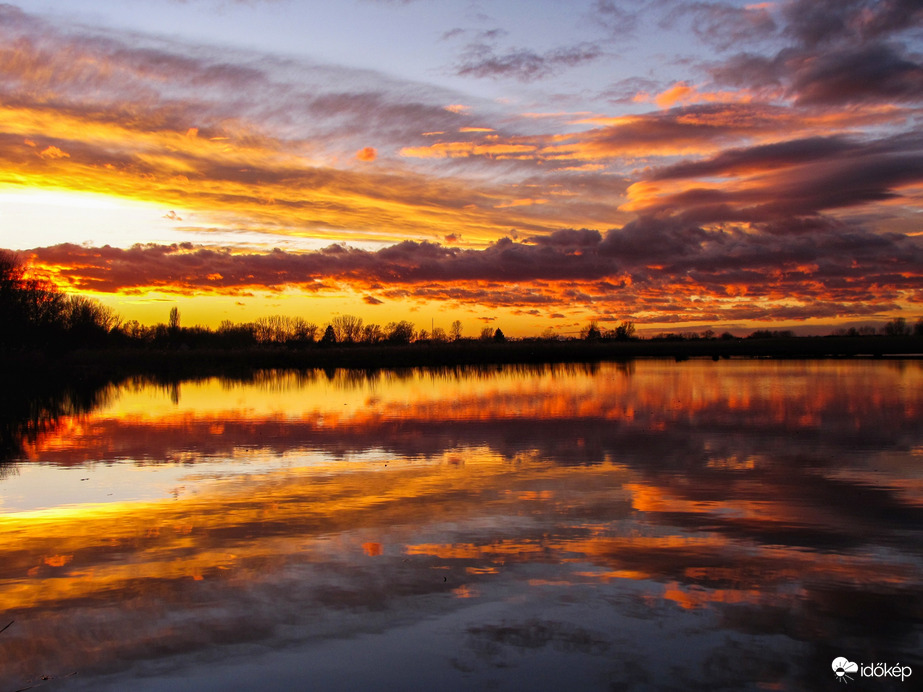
[1,360,921,691]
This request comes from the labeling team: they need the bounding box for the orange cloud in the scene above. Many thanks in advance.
[399,141,538,159]
[494,198,548,208]
[38,145,70,159]
[634,82,755,109]
[1,2,920,333]
[653,82,696,108]
[25,208,921,328]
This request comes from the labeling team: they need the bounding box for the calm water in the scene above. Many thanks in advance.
[1,360,921,691]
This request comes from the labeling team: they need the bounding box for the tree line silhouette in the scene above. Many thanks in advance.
[1,251,120,350]
[2,250,921,353]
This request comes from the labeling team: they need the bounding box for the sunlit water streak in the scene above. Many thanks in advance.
[1,360,921,691]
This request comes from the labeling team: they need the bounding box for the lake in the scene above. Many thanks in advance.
[1,360,921,691]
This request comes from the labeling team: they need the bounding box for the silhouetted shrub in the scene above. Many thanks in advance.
[320,324,337,345]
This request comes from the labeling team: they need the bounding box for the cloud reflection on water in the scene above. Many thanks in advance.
[1,361,921,690]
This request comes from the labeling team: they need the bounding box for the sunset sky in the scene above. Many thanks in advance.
[1,0,921,336]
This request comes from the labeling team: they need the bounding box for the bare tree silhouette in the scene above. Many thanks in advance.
[332,314,364,343]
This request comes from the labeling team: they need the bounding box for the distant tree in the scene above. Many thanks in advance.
[250,315,317,345]
[0,250,21,290]
[63,295,119,345]
[479,326,495,341]
[253,316,277,343]
[121,319,148,341]
[653,332,683,341]
[151,324,170,343]
[168,306,181,332]
[386,320,415,344]
[216,319,257,347]
[540,326,558,341]
[883,317,911,336]
[332,314,363,343]
[417,328,429,341]
[702,330,716,340]
[720,331,736,340]
[290,318,318,344]
[0,250,67,348]
[362,323,384,344]
[431,326,447,342]
[450,320,463,340]
[613,321,635,341]
[493,328,506,342]
[749,329,794,339]
[915,318,923,336]
[320,324,337,345]
[581,320,601,341]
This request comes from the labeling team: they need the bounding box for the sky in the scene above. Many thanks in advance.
[1,0,921,336]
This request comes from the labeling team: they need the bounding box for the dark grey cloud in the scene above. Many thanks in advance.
[600,217,710,264]
[650,136,855,180]
[598,214,923,310]
[592,0,641,35]
[25,206,923,322]
[0,4,480,154]
[789,43,923,105]
[455,42,603,82]
[529,228,603,247]
[662,1,777,51]
[28,234,621,293]
[782,0,923,47]
[639,131,923,224]
[710,0,923,104]
[716,43,923,105]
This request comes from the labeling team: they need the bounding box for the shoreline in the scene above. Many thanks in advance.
[3,335,922,384]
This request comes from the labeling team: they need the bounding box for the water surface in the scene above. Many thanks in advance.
[1,360,921,690]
